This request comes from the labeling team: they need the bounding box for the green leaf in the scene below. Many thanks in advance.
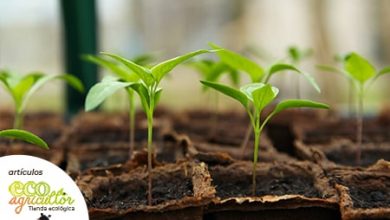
[85,79,133,111]
[129,83,151,111]
[0,129,48,150]
[316,64,345,74]
[154,88,163,106]
[200,80,248,107]
[209,43,264,82]
[19,74,84,112]
[132,53,157,66]
[13,73,44,107]
[268,63,300,76]
[151,49,212,83]
[240,83,267,101]
[344,52,376,85]
[376,66,390,78]
[102,52,154,86]
[83,54,138,82]
[272,99,329,115]
[252,84,279,111]
[301,72,321,93]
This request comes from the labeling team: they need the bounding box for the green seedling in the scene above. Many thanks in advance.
[0,129,48,150]
[287,46,313,99]
[84,53,155,158]
[86,49,213,205]
[188,59,239,134]
[0,70,84,129]
[209,43,321,154]
[201,80,328,195]
[317,52,390,165]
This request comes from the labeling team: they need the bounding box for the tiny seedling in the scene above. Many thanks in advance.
[201,80,328,195]
[0,129,48,150]
[188,59,239,134]
[0,70,84,129]
[84,53,155,157]
[86,49,213,205]
[287,46,313,99]
[317,52,390,165]
[209,43,321,153]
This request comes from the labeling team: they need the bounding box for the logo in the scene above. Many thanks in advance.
[8,181,75,214]
[0,155,88,219]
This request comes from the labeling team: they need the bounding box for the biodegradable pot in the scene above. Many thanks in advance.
[77,161,215,220]
[293,116,390,146]
[66,132,192,176]
[327,160,390,220]
[263,108,332,156]
[295,138,390,167]
[0,141,64,166]
[204,160,340,220]
[172,110,285,161]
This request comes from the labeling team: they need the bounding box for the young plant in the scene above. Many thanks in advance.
[209,43,321,153]
[201,80,328,195]
[86,49,213,205]
[84,53,155,158]
[0,129,48,150]
[188,59,239,134]
[317,52,390,165]
[0,70,84,129]
[287,46,313,98]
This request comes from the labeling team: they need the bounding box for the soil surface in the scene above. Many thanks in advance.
[209,164,320,199]
[88,168,193,209]
[326,147,390,167]
[299,118,390,145]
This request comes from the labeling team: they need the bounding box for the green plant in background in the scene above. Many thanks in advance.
[201,80,328,195]
[85,49,213,205]
[0,70,84,129]
[286,46,313,99]
[209,43,321,153]
[0,129,48,150]
[317,52,390,165]
[188,59,239,134]
[84,53,156,158]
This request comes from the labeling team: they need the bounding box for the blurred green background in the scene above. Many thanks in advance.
[1,0,390,115]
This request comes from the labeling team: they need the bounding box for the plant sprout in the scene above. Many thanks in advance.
[0,129,48,150]
[287,46,313,99]
[201,81,328,195]
[188,59,239,134]
[0,70,84,129]
[209,43,321,153]
[84,54,155,158]
[85,49,213,205]
[317,52,390,165]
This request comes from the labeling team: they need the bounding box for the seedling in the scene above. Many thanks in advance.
[0,129,48,150]
[317,52,390,165]
[188,59,239,134]
[287,46,313,98]
[84,53,155,157]
[86,49,213,205]
[0,70,84,129]
[201,80,328,195]
[209,43,321,153]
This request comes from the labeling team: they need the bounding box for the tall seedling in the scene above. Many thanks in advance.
[86,49,213,205]
[209,43,320,152]
[0,70,84,129]
[84,54,155,158]
[201,81,328,194]
[317,52,390,165]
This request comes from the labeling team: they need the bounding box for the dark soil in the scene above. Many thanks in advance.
[349,185,390,209]
[88,168,193,209]
[326,146,390,167]
[299,118,390,145]
[209,164,320,199]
